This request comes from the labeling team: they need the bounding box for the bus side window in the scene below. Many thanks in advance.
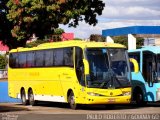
[44,50,54,67]
[64,47,74,67]
[54,48,64,66]
[19,53,27,68]
[75,47,85,86]
[35,50,44,67]
[9,53,19,68]
[26,52,35,67]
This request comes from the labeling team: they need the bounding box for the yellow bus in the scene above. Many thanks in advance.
[8,40,138,109]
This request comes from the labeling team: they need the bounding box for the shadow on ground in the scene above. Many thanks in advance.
[0,105,30,112]
[16,101,160,111]
[1,102,159,112]
[38,101,160,110]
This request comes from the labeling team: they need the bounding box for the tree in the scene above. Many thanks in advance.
[90,34,105,42]
[54,28,64,35]
[25,39,48,48]
[26,28,65,47]
[113,36,144,48]
[136,37,144,48]
[113,36,128,47]
[74,38,82,40]
[0,0,14,49]
[0,54,7,69]
[4,0,105,49]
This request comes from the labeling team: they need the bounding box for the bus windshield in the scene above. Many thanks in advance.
[86,48,131,89]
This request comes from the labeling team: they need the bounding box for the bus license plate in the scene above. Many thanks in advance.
[108,98,116,103]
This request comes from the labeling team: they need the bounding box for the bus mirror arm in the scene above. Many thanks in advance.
[83,59,89,75]
[129,58,139,73]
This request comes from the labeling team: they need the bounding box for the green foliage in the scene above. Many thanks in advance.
[113,36,144,48]
[25,39,48,48]
[74,38,82,40]
[0,55,7,69]
[1,0,105,49]
[0,0,17,49]
[113,36,128,47]
[54,28,64,35]
[90,34,105,42]
[49,35,62,42]
[136,37,144,48]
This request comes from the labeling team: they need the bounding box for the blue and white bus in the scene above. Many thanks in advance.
[129,46,160,105]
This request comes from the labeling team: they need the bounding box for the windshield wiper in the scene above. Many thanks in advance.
[100,69,123,88]
[99,80,110,88]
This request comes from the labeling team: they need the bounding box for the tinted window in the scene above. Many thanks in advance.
[10,47,74,68]
[54,49,63,66]
[44,50,54,67]
[129,52,140,72]
[35,51,44,67]
[26,52,35,67]
[143,51,155,82]
[75,47,83,68]
[9,53,18,68]
[129,52,140,65]
[19,53,27,68]
[64,48,73,67]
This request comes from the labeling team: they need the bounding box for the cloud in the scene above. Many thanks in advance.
[60,0,160,39]
[60,22,101,39]
[103,6,160,20]
[103,0,160,20]
[105,0,160,8]
[60,20,160,39]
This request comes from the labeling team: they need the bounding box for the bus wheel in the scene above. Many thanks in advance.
[68,91,78,110]
[21,89,28,105]
[135,91,146,106]
[28,89,36,106]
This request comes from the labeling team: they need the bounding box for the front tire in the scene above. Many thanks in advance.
[68,91,78,109]
[135,91,147,106]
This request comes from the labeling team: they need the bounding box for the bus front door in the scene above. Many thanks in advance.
[143,51,156,102]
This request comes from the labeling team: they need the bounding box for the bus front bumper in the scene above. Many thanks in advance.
[82,95,131,104]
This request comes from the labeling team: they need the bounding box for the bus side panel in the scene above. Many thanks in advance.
[60,67,85,103]
[8,68,25,99]
[9,67,64,101]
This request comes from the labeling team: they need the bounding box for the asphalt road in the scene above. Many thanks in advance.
[0,102,160,120]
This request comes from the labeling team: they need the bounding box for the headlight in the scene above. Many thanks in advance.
[87,92,102,96]
[122,91,131,96]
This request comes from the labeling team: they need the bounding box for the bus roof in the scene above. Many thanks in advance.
[128,46,160,54]
[9,40,125,53]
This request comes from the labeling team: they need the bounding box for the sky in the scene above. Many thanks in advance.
[60,0,160,39]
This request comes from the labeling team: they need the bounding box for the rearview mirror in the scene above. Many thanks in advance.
[83,59,89,75]
[129,58,139,73]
